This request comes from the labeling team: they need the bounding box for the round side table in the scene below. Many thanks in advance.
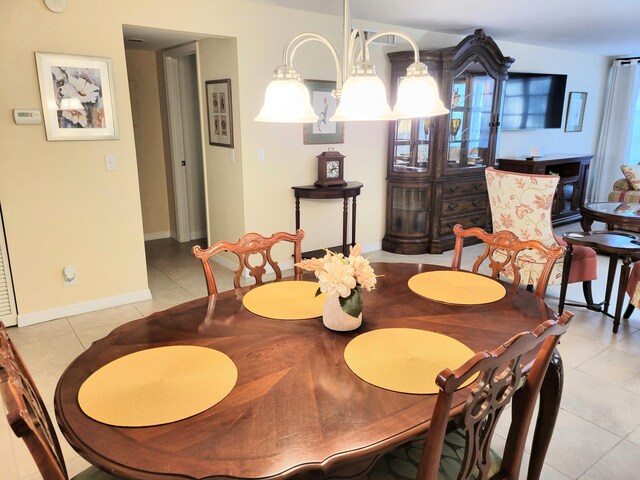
[558,230,640,333]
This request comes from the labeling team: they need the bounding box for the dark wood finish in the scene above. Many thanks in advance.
[497,154,593,226]
[580,201,640,232]
[558,231,640,333]
[55,263,559,480]
[292,181,363,256]
[192,230,304,295]
[418,312,573,480]
[383,29,514,254]
[314,150,346,187]
[0,323,115,480]
[452,225,565,298]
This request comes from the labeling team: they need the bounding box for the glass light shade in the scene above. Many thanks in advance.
[394,75,449,118]
[255,78,318,123]
[330,75,394,122]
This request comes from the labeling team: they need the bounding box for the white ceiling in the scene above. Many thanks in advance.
[250,0,640,58]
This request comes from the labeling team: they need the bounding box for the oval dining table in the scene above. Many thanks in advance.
[55,262,561,480]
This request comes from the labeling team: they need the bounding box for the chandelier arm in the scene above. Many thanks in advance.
[283,33,343,90]
[345,28,361,81]
[365,31,422,65]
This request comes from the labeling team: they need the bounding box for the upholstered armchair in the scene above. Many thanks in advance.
[485,168,598,299]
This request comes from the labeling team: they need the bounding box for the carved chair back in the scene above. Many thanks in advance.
[0,322,69,480]
[417,311,574,480]
[451,224,564,298]
[192,230,304,295]
[485,167,564,286]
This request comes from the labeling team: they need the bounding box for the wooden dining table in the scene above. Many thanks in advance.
[55,262,560,480]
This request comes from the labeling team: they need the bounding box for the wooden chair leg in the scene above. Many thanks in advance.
[582,281,595,306]
[624,303,635,319]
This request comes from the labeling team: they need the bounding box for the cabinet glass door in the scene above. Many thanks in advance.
[447,63,495,170]
[392,77,430,174]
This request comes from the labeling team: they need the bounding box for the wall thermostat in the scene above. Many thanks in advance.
[13,109,42,125]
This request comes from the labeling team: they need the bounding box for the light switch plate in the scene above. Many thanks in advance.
[104,154,117,171]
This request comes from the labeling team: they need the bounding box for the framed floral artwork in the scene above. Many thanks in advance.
[303,80,344,145]
[205,79,234,148]
[35,52,119,141]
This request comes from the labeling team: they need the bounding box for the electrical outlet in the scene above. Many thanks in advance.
[104,154,117,171]
[257,148,265,162]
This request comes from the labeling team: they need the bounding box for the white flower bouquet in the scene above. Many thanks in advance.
[295,244,377,318]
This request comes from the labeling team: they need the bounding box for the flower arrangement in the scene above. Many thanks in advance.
[295,244,377,318]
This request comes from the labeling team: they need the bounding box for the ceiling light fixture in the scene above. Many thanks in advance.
[255,0,448,123]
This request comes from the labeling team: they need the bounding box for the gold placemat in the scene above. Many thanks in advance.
[408,270,506,305]
[242,281,325,320]
[344,328,476,394]
[78,346,237,427]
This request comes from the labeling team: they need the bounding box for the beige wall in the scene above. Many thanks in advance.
[125,49,172,239]
[0,0,612,324]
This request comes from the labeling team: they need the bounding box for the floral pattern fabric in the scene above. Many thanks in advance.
[620,165,640,191]
[485,167,563,286]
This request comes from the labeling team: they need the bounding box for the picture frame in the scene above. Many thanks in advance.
[564,91,587,132]
[35,52,119,141]
[205,79,234,148]
[303,80,344,145]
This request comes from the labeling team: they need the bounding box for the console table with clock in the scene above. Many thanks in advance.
[292,181,363,258]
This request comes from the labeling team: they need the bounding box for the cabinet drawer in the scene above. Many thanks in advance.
[443,180,487,198]
[439,212,487,236]
[441,196,487,216]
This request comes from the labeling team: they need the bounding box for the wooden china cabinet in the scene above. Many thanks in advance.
[382,30,514,254]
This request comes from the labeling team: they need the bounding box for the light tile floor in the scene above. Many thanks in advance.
[4,225,640,479]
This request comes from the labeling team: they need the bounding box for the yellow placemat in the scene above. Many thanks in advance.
[242,281,325,320]
[408,270,506,305]
[78,346,237,427]
[344,328,476,394]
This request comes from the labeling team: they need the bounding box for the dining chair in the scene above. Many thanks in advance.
[360,310,574,480]
[485,167,598,302]
[192,229,304,295]
[0,322,115,480]
[451,224,565,298]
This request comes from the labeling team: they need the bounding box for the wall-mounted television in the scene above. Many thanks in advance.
[501,73,568,130]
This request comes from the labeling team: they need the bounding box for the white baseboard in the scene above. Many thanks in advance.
[144,231,171,241]
[17,289,152,327]
[360,241,382,254]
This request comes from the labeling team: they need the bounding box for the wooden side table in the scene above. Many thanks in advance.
[292,182,363,257]
[558,230,640,333]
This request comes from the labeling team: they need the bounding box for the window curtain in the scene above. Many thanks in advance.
[588,59,640,202]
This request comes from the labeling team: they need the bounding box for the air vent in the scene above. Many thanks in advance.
[362,30,396,47]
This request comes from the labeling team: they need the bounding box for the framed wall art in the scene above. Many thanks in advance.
[35,52,119,141]
[565,91,587,132]
[205,79,234,148]
[303,80,344,145]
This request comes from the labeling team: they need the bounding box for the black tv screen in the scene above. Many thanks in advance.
[501,73,567,130]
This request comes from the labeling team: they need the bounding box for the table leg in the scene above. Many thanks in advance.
[295,196,301,231]
[558,244,573,313]
[342,197,348,256]
[527,350,564,480]
[351,196,357,247]
[603,253,619,315]
[614,256,632,333]
[580,216,593,232]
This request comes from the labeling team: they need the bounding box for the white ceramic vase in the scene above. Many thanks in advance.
[322,295,362,331]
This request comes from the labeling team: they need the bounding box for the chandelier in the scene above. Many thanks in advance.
[255,0,449,123]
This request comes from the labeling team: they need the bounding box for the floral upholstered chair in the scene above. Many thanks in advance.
[485,168,597,299]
